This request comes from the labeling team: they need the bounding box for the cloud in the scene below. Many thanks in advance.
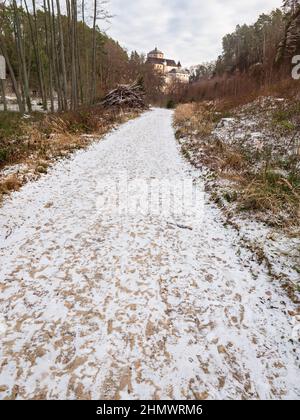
[105,0,283,67]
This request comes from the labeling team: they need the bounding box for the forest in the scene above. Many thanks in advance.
[1,1,300,111]
[0,0,163,113]
[171,0,300,103]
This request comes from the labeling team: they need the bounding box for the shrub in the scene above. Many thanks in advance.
[0,175,22,195]
[0,112,23,141]
[0,148,8,164]
[166,99,176,109]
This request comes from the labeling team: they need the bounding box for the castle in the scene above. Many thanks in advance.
[146,47,190,84]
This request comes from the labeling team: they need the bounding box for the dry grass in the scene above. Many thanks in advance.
[179,72,300,105]
[0,175,22,198]
[0,107,139,169]
[173,103,196,125]
[0,106,140,202]
[174,102,215,137]
[174,98,300,227]
[221,150,245,171]
[239,171,300,218]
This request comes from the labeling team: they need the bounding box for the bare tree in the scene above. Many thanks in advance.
[56,0,68,110]
[0,0,147,114]
[90,0,111,103]
[43,0,54,111]
[0,39,25,113]
[12,0,32,112]
[24,0,47,109]
[0,77,7,111]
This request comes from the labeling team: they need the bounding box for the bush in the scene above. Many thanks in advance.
[166,99,176,109]
[0,148,8,164]
[0,112,23,141]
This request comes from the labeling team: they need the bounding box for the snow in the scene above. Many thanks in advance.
[0,315,7,336]
[207,96,300,290]
[0,163,28,178]
[0,97,59,112]
[0,109,299,400]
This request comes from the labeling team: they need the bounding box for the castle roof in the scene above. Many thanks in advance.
[149,47,163,55]
[165,59,177,67]
[147,57,178,67]
[169,67,189,75]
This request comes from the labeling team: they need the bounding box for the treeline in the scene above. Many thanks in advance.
[0,1,163,113]
[173,0,300,103]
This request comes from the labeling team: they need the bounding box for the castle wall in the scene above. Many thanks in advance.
[148,53,164,59]
[165,65,178,73]
[154,63,164,72]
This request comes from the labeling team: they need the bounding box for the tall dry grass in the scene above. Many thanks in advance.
[0,106,140,202]
[174,102,215,137]
[174,98,300,227]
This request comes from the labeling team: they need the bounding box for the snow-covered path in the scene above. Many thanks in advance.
[0,109,299,400]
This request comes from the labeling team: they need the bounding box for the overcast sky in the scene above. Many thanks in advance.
[105,0,283,67]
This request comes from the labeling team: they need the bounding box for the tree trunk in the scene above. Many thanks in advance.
[43,0,54,112]
[70,0,78,109]
[32,0,47,110]
[56,0,68,110]
[13,0,32,112]
[24,0,47,110]
[0,40,25,113]
[49,0,62,111]
[90,0,97,104]
[0,79,7,111]
[74,0,83,105]
[82,0,89,103]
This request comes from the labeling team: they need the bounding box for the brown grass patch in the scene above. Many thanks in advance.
[0,106,141,202]
[0,175,22,197]
[239,171,300,221]
[221,150,245,171]
[174,102,215,137]
[174,99,300,227]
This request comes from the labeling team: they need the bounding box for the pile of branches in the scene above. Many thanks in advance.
[101,80,147,110]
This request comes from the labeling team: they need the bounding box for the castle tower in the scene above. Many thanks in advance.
[147,47,164,60]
